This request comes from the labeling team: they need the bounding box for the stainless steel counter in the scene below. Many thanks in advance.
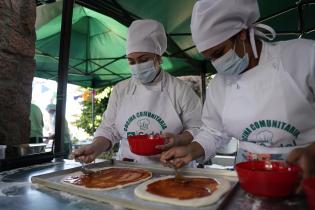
[0,160,309,210]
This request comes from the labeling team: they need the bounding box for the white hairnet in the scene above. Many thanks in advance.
[191,0,260,53]
[126,19,167,56]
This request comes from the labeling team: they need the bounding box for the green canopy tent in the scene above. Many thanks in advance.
[76,0,315,62]
[36,0,315,88]
[35,1,204,89]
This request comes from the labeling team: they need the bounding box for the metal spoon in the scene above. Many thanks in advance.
[174,167,185,180]
[165,160,190,183]
[76,158,95,175]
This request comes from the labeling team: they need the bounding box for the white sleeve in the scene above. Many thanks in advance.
[193,80,231,162]
[180,85,202,137]
[280,39,315,103]
[94,86,121,145]
[308,42,315,97]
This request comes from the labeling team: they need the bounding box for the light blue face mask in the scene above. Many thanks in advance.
[130,60,159,84]
[211,41,249,75]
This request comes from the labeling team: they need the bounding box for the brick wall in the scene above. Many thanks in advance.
[0,0,36,145]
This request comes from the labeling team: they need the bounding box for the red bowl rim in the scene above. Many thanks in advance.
[236,160,301,174]
[127,134,163,140]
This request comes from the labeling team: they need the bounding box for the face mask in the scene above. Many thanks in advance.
[130,60,159,84]
[211,41,249,75]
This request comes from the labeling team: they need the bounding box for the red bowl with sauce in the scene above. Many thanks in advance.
[302,177,315,210]
[128,134,164,156]
[235,160,301,198]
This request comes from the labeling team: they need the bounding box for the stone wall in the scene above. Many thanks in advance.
[0,0,36,145]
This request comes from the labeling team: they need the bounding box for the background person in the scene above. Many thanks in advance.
[29,103,44,143]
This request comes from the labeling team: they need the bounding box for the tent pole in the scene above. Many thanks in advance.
[54,0,74,158]
[297,1,305,37]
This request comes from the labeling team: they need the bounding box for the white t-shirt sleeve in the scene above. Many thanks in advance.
[193,78,231,162]
[94,86,121,145]
[180,85,202,137]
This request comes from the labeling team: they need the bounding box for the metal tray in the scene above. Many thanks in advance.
[31,160,238,210]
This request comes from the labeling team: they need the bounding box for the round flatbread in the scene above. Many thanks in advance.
[62,167,152,190]
[135,175,230,207]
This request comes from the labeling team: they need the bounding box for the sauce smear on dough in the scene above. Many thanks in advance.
[64,168,151,188]
[146,177,218,200]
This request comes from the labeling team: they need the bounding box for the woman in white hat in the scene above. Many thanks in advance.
[161,0,315,181]
[73,19,202,164]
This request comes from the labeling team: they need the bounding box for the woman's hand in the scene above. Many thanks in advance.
[160,146,193,168]
[71,137,111,163]
[160,142,205,168]
[155,133,179,151]
[287,142,315,193]
[155,131,194,151]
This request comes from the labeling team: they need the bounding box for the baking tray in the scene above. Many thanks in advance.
[31,160,238,210]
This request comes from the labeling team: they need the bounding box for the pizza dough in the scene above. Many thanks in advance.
[135,175,231,207]
[62,167,152,190]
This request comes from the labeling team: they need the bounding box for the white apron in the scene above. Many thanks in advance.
[115,77,184,164]
[222,43,315,163]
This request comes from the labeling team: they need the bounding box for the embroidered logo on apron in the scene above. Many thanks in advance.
[241,119,301,147]
[124,111,168,136]
[137,119,150,130]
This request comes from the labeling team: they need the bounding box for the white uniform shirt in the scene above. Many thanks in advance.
[94,71,202,145]
[194,39,315,161]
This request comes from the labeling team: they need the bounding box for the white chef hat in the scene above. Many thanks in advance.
[191,0,275,58]
[126,19,167,56]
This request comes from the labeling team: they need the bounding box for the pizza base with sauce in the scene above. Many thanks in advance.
[61,167,152,190]
[134,175,231,207]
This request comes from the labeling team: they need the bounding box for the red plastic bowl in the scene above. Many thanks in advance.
[302,177,315,210]
[127,134,164,156]
[235,160,301,198]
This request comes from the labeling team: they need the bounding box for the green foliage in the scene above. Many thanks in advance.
[72,136,79,145]
[97,143,119,160]
[97,151,115,160]
[74,87,112,136]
